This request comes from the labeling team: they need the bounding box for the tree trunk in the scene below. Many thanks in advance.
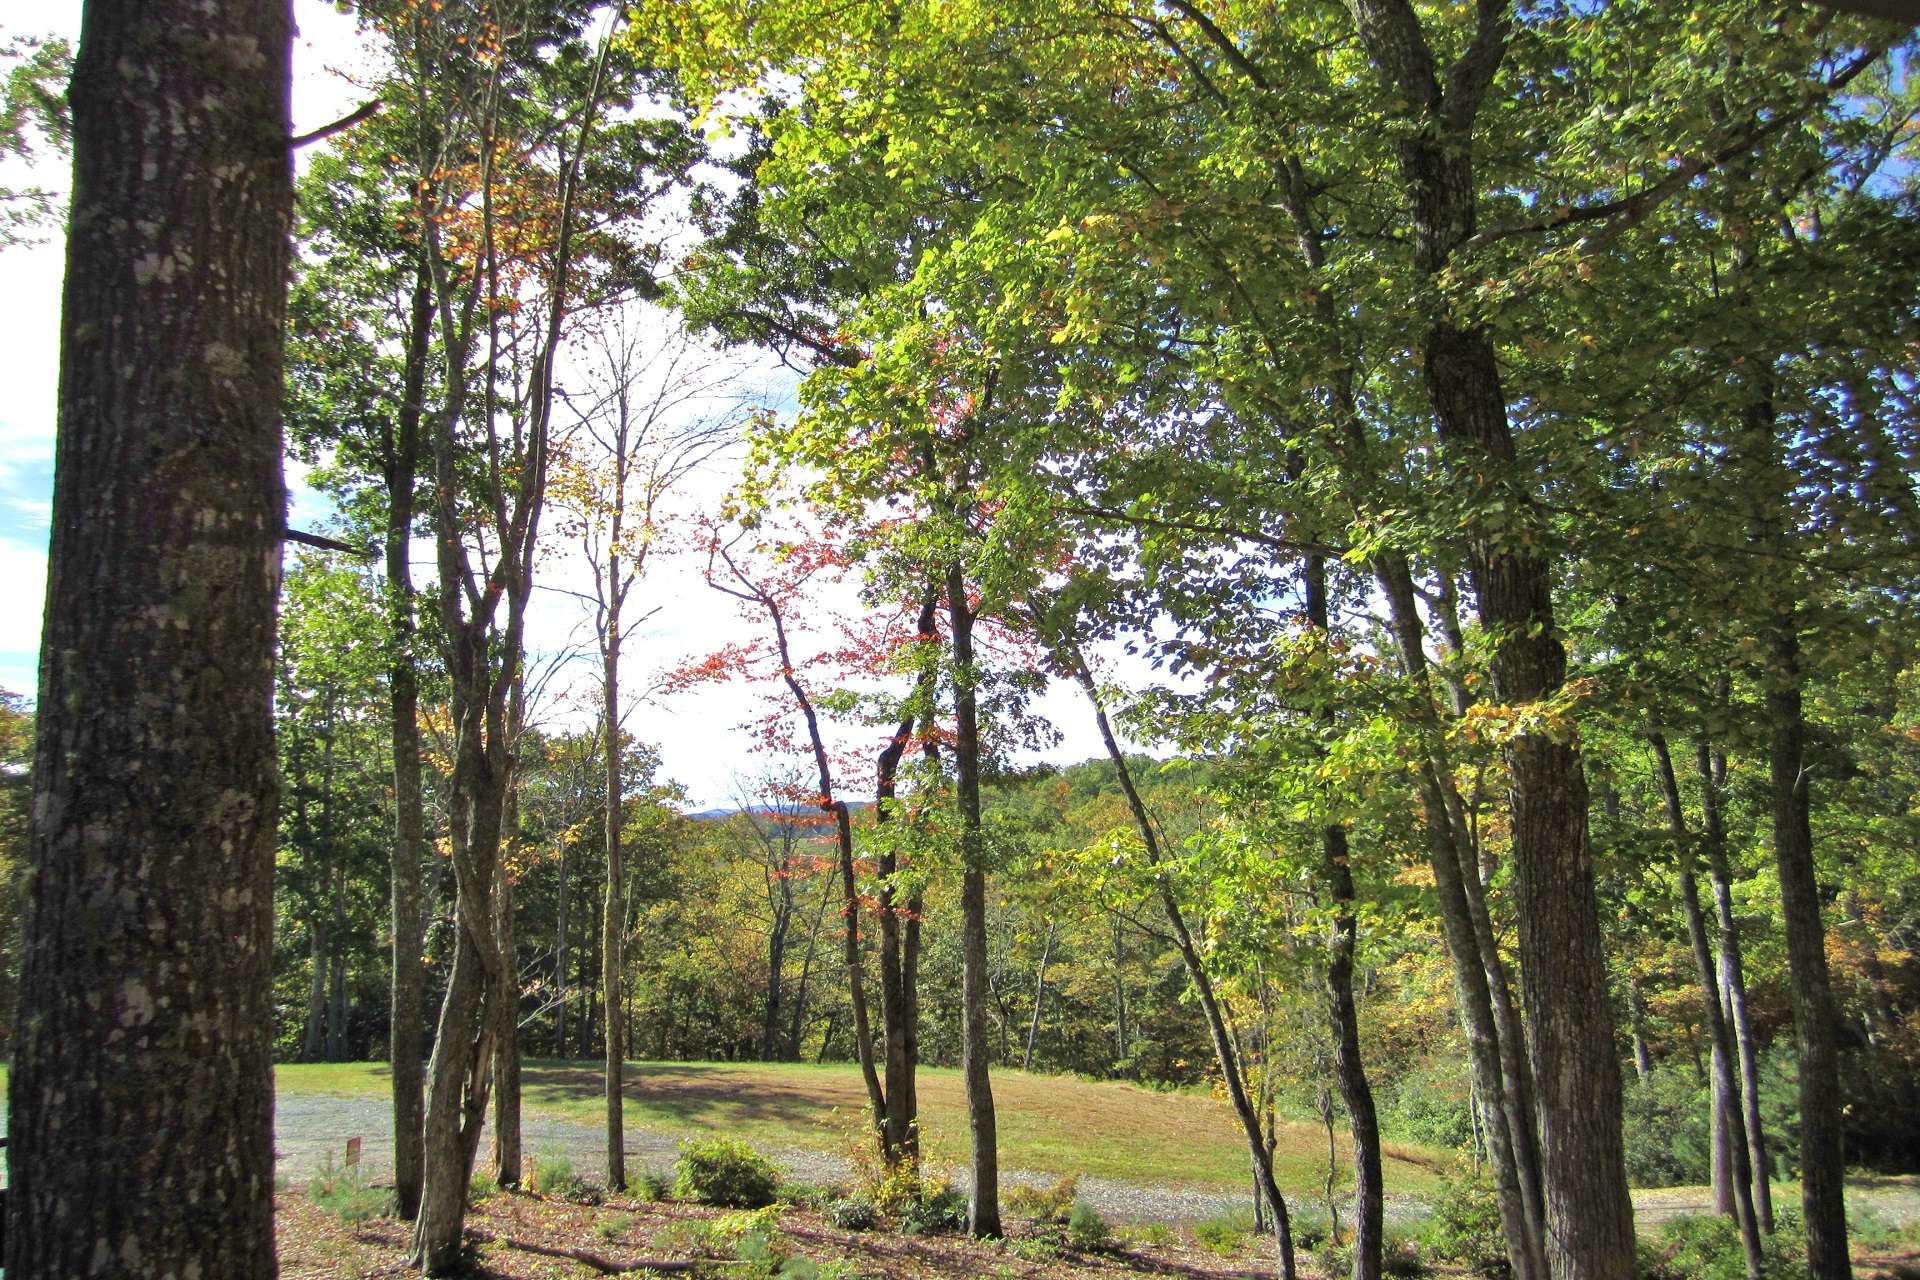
[948,562,1003,1238]
[1342,6,1638,1271]
[1651,735,1762,1279]
[7,3,291,1273]
[554,839,571,1058]
[1699,738,1774,1230]
[789,862,835,1060]
[1767,621,1850,1278]
[1112,917,1129,1066]
[328,869,350,1062]
[604,650,628,1190]
[1069,649,1297,1280]
[386,253,433,1220]
[761,848,793,1062]
[493,710,524,1188]
[1304,553,1383,1280]
[305,918,330,1061]
[1376,558,1547,1280]
[1626,978,1654,1085]
[1022,920,1056,1072]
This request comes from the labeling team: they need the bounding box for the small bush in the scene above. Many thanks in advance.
[1126,1222,1177,1248]
[532,1151,575,1196]
[1291,1211,1332,1253]
[1383,1234,1432,1278]
[1010,1227,1064,1262]
[595,1212,632,1243]
[898,1180,968,1235]
[1006,1174,1080,1224]
[636,1170,670,1202]
[1067,1200,1112,1251]
[826,1195,879,1232]
[1849,1206,1901,1250]
[675,1137,782,1208]
[1315,1238,1355,1278]
[308,1154,386,1224]
[468,1168,496,1203]
[1194,1210,1252,1256]
[783,1181,841,1211]
[1418,1170,1508,1277]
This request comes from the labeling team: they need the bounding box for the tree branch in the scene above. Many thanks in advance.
[289,99,382,150]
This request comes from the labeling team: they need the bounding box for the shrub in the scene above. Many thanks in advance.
[1010,1227,1064,1262]
[1418,1169,1508,1277]
[1381,1061,1474,1150]
[897,1180,968,1235]
[1383,1234,1431,1278]
[308,1153,386,1224]
[1641,1211,1807,1280]
[532,1151,575,1196]
[1291,1211,1332,1253]
[1194,1209,1253,1256]
[1126,1223,1177,1248]
[636,1170,670,1202]
[1067,1200,1111,1251]
[1315,1238,1354,1279]
[1006,1174,1080,1224]
[826,1195,879,1232]
[595,1212,632,1243]
[675,1137,781,1208]
[468,1167,497,1204]
[783,1181,841,1211]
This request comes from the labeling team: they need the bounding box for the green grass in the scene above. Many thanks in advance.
[267,1057,1447,1196]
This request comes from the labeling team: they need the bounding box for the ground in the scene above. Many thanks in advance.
[276,1184,1920,1280]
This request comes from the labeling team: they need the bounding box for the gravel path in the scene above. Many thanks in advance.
[275,1093,1423,1226]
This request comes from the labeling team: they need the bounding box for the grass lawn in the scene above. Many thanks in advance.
[273,1058,1446,1195]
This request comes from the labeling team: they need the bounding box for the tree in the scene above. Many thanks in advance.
[7,0,291,1275]
[550,312,738,1188]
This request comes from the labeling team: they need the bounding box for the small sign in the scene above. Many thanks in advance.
[345,1136,362,1167]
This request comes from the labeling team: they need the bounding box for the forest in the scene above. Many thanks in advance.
[1,2,1917,1280]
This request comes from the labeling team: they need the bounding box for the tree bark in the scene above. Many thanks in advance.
[1341,3,1639,1269]
[1699,738,1774,1230]
[554,838,571,1058]
[493,702,525,1188]
[1376,559,1547,1280]
[948,562,1003,1238]
[1767,621,1850,1278]
[7,3,291,1274]
[387,252,434,1220]
[1304,554,1383,1280]
[603,630,628,1191]
[1650,735,1762,1279]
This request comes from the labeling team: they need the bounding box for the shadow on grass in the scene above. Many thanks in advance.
[519,1060,851,1132]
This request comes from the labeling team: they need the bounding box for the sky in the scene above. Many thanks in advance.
[0,2,1148,808]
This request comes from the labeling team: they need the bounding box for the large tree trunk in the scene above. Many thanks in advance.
[1699,738,1774,1230]
[7,3,291,1274]
[1651,736,1763,1279]
[387,255,434,1220]
[1376,559,1548,1280]
[1343,6,1637,1273]
[948,563,1003,1238]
